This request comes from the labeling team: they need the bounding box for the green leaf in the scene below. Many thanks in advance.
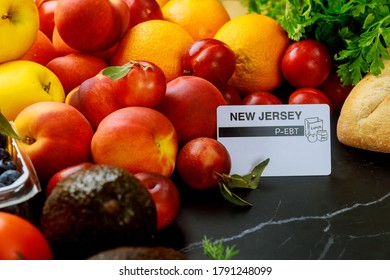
[381,27,390,46]
[219,182,252,207]
[203,236,240,260]
[102,65,132,80]
[239,158,270,189]
[0,112,20,140]
[214,158,270,206]
[102,61,155,80]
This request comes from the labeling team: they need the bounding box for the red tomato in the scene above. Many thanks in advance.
[123,0,163,28]
[319,71,353,113]
[282,39,333,88]
[0,212,53,260]
[242,91,282,105]
[289,88,333,112]
[134,172,180,230]
[182,38,236,88]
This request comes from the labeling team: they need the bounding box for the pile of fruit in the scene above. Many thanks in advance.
[2,0,387,260]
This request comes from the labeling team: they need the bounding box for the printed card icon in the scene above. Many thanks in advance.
[304,117,328,143]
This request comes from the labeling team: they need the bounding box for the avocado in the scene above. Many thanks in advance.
[87,246,188,260]
[40,165,157,259]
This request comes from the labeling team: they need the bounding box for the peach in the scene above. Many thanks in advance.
[66,73,123,130]
[67,60,166,130]
[54,0,129,52]
[156,76,226,146]
[37,0,57,39]
[20,30,58,66]
[13,101,94,182]
[46,53,108,95]
[51,27,78,56]
[91,107,178,177]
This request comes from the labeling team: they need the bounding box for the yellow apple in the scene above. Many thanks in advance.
[0,60,65,120]
[0,0,40,63]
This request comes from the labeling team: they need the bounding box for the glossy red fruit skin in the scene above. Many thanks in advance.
[155,76,226,146]
[123,0,163,28]
[219,84,242,105]
[0,212,53,260]
[134,172,180,231]
[242,91,282,105]
[176,137,231,190]
[288,87,333,113]
[182,38,236,88]
[282,39,333,88]
[37,0,57,39]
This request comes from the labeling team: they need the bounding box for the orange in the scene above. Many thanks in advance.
[110,20,194,82]
[162,0,230,41]
[214,13,291,94]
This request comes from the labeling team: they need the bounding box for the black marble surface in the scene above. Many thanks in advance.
[160,116,390,260]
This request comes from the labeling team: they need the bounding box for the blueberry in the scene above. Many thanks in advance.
[0,133,6,149]
[0,182,5,189]
[0,170,21,186]
[0,156,16,174]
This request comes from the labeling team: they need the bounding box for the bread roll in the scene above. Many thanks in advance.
[337,59,390,153]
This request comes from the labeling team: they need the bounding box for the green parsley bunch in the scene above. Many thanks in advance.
[245,0,390,85]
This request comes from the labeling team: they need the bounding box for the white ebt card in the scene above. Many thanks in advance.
[217,104,331,177]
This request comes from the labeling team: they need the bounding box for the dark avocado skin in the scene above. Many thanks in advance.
[41,165,157,259]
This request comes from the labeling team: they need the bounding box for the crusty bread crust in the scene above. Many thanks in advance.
[337,59,390,153]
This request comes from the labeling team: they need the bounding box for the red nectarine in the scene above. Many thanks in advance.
[46,53,108,95]
[156,76,226,146]
[54,0,129,52]
[135,171,180,230]
[91,107,178,177]
[20,30,58,65]
[176,137,231,190]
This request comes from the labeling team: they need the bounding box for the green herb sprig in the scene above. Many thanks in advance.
[203,236,240,260]
[245,0,390,85]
